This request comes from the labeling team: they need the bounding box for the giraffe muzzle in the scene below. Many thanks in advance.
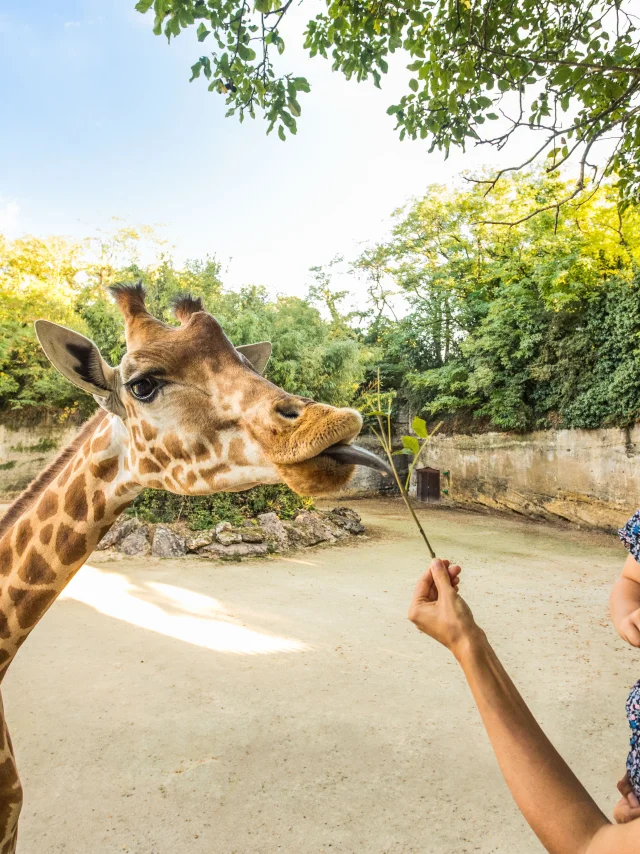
[317,443,392,476]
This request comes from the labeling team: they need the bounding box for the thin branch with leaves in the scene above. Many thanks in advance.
[359,371,438,559]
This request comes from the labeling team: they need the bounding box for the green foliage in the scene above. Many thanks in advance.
[358,172,640,432]
[127,484,313,529]
[138,0,640,207]
[9,438,59,453]
[0,224,370,420]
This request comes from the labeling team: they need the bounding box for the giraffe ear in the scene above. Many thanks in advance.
[236,342,272,375]
[35,321,118,397]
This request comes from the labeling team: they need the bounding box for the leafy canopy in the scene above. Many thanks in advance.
[353,170,640,431]
[137,0,640,208]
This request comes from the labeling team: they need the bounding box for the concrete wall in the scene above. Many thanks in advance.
[408,427,640,532]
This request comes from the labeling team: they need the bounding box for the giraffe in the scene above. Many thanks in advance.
[0,283,390,852]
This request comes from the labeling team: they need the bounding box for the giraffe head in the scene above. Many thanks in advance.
[34,284,389,496]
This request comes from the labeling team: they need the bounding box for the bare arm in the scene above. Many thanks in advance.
[409,561,640,854]
[610,555,640,647]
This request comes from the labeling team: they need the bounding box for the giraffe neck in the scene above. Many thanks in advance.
[0,413,140,679]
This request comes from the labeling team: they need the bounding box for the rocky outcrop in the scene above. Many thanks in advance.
[257,513,290,551]
[119,525,151,557]
[95,507,365,560]
[94,518,140,551]
[215,521,243,545]
[199,542,269,560]
[151,526,187,558]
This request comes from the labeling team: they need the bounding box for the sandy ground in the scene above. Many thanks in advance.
[4,498,640,853]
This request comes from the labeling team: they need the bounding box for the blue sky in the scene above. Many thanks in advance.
[1,0,503,299]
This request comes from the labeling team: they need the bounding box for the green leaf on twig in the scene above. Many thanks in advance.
[411,416,428,438]
[401,435,420,454]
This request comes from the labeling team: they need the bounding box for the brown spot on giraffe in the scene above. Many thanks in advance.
[92,490,106,522]
[185,471,197,488]
[0,548,11,577]
[171,464,184,483]
[228,437,249,466]
[192,440,209,460]
[0,753,22,815]
[200,463,231,483]
[97,524,113,544]
[91,425,112,453]
[0,614,11,641]
[113,501,133,515]
[64,474,88,521]
[14,520,31,559]
[139,457,161,475]
[36,492,58,522]
[90,456,120,483]
[39,524,53,546]
[143,479,164,490]
[18,549,56,586]
[164,432,191,462]
[151,445,171,466]
[9,587,57,629]
[54,524,87,566]
[141,421,157,441]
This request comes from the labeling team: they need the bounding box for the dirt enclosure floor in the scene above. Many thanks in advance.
[6,498,640,853]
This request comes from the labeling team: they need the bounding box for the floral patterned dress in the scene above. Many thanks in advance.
[618,510,640,797]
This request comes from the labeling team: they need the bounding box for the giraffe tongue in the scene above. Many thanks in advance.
[318,443,393,477]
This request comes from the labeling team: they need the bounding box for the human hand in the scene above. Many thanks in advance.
[614,773,640,824]
[618,608,640,648]
[408,558,478,657]
[413,559,461,601]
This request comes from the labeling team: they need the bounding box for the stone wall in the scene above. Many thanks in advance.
[408,427,640,532]
[0,421,78,500]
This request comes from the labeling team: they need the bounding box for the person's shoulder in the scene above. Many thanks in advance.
[619,511,640,563]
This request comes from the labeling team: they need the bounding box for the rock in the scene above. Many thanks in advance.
[152,525,187,558]
[186,530,215,552]
[239,526,265,544]
[291,511,338,545]
[199,542,268,560]
[281,521,318,547]
[215,521,243,546]
[95,517,140,551]
[325,506,365,535]
[118,526,151,556]
[257,512,290,551]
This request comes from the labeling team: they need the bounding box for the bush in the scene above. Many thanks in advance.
[126,485,313,529]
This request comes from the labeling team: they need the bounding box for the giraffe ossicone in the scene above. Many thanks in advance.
[0,283,389,853]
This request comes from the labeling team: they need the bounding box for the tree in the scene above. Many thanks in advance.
[354,171,640,430]
[136,0,640,210]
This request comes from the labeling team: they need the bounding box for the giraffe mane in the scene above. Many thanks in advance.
[0,409,108,538]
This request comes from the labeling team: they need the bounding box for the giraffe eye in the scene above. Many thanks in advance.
[129,377,160,401]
